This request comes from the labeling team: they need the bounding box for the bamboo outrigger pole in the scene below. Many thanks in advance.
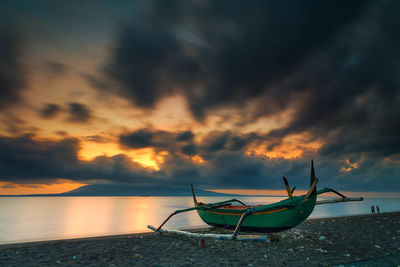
[147,225,269,241]
[316,187,363,205]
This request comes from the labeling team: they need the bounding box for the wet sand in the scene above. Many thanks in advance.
[1,212,399,266]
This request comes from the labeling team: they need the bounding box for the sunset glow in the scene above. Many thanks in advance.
[0,0,399,196]
[0,180,87,195]
[340,158,361,173]
[246,135,323,159]
[78,142,162,170]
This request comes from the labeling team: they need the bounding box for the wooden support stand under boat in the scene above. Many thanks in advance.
[148,160,364,241]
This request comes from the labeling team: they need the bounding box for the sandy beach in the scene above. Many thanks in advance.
[1,212,399,267]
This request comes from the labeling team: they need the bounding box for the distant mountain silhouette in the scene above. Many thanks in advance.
[61,183,232,196]
[0,183,236,197]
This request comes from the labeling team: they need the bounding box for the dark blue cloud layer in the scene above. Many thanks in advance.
[1,133,399,192]
[102,0,400,161]
[40,104,61,119]
[67,102,92,123]
[105,0,370,121]
[0,135,156,185]
[0,31,25,110]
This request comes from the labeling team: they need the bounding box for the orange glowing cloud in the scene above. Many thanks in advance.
[190,155,206,165]
[247,134,323,159]
[340,158,361,172]
[78,141,166,170]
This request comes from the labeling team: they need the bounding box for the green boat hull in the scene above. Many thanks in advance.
[196,195,316,233]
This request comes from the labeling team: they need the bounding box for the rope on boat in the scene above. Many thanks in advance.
[147,225,269,242]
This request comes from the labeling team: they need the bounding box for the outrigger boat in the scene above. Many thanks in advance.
[148,160,363,240]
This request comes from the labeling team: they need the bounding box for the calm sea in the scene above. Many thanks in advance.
[0,196,399,245]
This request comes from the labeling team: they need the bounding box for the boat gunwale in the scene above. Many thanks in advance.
[197,195,308,214]
[202,206,290,216]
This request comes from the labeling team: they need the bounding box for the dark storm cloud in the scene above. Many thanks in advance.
[1,133,399,191]
[0,31,25,110]
[204,152,266,188]
[105,0,369,120]
[39,103,61,119]
[117,128,286,188]
[118,128,262,182]
[116,127,400,190]
[229,136,253,151]
[177,131,194,142]
[67,102,92,123]
[0,134,80,182]
[202,132,230,153]
[119,129,260,156]
[82,73,110,91]
[0,134,158,185]
[181,143,196,156]
[119,129,195,151]
[264,0,400,159]
[199,131,263,157]
[85,135,113,144]
[1,0,399,193]
[45,61,69,76]
[120,129,168,149]
[2,114,26,134]
[40,102,94,123]
[55,131,68,136]
[104,0,400,166]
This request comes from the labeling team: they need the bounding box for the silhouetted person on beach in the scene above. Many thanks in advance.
[376,205,380,214]
[371,205,375,214]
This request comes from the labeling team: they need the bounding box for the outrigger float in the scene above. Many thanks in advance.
[148,160,363,241]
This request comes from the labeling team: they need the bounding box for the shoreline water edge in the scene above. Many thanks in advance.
[1,212,399,266]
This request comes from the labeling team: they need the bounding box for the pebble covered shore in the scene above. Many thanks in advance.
[1,212,399,266]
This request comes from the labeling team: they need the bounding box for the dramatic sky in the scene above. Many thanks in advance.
[1,0,399,195]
